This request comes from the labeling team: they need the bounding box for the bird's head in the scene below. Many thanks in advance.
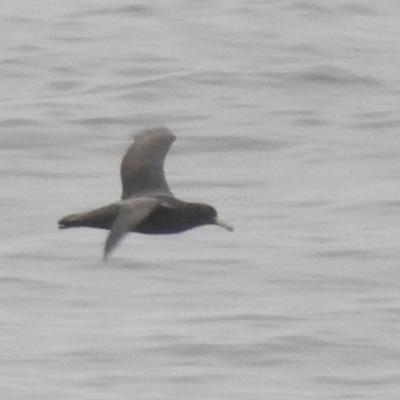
[196,204,234,232]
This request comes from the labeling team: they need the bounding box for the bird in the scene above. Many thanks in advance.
[58,127,233,260]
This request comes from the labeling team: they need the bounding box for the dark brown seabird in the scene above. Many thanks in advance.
[58,127,233,260]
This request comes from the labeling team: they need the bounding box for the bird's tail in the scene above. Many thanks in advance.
[58,213,87,229]
[58,203,120,230]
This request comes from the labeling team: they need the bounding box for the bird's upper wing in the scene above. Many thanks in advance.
[120,127,176,199]
[103,197,160,260]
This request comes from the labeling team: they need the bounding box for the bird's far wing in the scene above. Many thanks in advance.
[103,197,159,261]
[120,127,176,199]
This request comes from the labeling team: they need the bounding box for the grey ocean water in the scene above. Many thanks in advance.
[1,1,400,399]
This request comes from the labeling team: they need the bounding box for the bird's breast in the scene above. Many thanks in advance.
[134,205,200,234]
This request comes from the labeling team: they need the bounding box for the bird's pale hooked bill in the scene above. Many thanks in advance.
[215,215,234,232]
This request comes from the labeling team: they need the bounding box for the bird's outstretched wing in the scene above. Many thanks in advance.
[104,197,159,261]
[120,127,176,199]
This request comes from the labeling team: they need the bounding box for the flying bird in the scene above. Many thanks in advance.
[58,127,233,260]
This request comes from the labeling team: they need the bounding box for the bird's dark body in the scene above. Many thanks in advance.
[136,199,217,234]
[62,196,217,235]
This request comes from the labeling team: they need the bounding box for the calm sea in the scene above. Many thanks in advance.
[1,1,400,399]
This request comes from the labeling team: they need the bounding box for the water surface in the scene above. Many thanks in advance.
[1,1,400,399]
